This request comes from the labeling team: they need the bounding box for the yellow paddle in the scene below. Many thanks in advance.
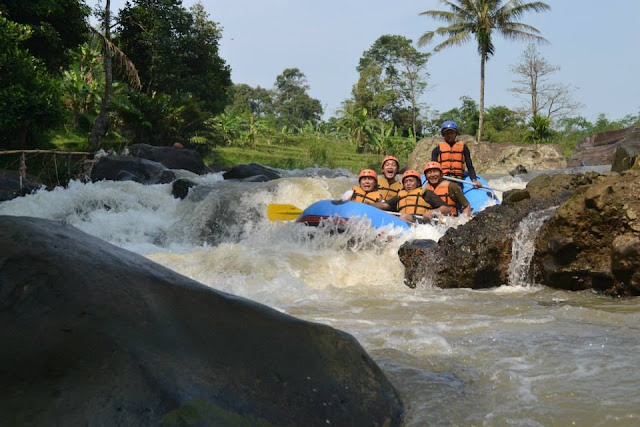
[267,204,303,221]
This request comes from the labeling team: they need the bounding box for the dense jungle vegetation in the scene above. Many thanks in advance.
[1,0,639,174]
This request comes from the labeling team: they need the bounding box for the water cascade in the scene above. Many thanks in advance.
[508,207,557,287]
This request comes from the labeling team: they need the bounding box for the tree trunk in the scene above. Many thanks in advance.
[477,51,486,143]
[90,0,112,150]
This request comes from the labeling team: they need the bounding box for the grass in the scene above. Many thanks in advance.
[207,134,388,173]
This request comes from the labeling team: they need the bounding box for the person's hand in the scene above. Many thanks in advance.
[422,210,434,221]
[472,179,482,188]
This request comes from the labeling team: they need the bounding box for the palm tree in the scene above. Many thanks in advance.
[418,0,550,142]
[90,0,141,150]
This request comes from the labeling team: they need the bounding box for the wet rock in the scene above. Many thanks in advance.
[0,170,42,201]
[408,136,566,174]
[171,178,197,199]
[533,170,640,296]
[128,143,207,174]
[399,173,597,289]
[223,163,281,181]
[0,216,403,426]
[568,125,640,167]
[502,189,531,204]
[611,138,640,173]
[509,164,528,176]
[91,155,176,184]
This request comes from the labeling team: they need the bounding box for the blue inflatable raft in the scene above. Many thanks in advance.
[422,174,498,212]
[296,200,411,230]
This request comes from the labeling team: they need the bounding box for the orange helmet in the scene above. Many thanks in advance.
[423,161,443,173]
[402,169,421,183]
[358,169,378,180]
[381,155,399,169]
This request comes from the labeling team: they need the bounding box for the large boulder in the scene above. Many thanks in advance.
[611,138,640,172]
[399,173,597,289]
[408,136,566,174]
[91,155,176,184]
[0,170,42,201]
[223,163,281,181]
[533,170,640,296]
[0,216,403,426]
[567,126,640,168]
[128,143,207,174]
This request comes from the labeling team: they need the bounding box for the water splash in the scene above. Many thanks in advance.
[508,207,557,286]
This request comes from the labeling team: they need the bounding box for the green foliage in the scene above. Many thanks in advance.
[272,68,323,129]
[351,34,429,136]
[60,40,104,130]
[0,0,91,73]
[429,96,480,136]
[525,115,555,144]
[116,0,231,114]
[0,15,64,148]
[482,106,527,143]
[118,91,210,147]
[337,107,380,152]
[226,83,275,118]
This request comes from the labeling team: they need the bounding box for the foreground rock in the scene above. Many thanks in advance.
[129,143,207,174]
[91,155,176,184]
[408,136,566,174]
[533,170,640,296]
[567,125,640,169]
[0,216,403,426]
[399,173,596,289]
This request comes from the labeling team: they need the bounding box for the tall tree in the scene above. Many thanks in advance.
[226,84,275,118]
[510,43,582,120]
[0,15,63,148]
[0,0,90,73]
[272,68,323,130]
[353,35,430,138]
[418,0,550,142]
[116,0,231,114]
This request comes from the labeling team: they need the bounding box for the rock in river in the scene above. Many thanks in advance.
[0,216,403,426]
[533,170,640,296]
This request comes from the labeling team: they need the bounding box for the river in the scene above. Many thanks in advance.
[1,168,639,425]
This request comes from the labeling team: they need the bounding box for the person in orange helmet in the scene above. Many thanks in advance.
[423,161,471,217]
[341,169,384,205]
[378,155,403,201]
[374,169,449,223]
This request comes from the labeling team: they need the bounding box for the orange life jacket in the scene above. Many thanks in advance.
[377,176,403,201]
[437,141,466,177]
[426,180,457,216]
[350,186,383,205]
[397,188,433,215]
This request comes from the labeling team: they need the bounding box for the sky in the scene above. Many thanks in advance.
[103,0,640,122]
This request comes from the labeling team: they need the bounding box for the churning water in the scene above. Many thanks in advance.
[1,169,639,425]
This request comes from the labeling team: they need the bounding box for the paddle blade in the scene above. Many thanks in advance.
[267,204,302,221]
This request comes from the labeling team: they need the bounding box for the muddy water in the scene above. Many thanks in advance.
[1,170,638,425]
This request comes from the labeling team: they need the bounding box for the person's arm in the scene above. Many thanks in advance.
[462,145,480,186]
[450,184,471,216]
[431,145,440,162]
[374,197,398,211]
[421,190,451,219]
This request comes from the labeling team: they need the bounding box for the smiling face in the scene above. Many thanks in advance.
[402,176,420,191]
[425,168,442,185]
[381,160,399,180]
[442,129,458,144]
[360,176,377,192]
